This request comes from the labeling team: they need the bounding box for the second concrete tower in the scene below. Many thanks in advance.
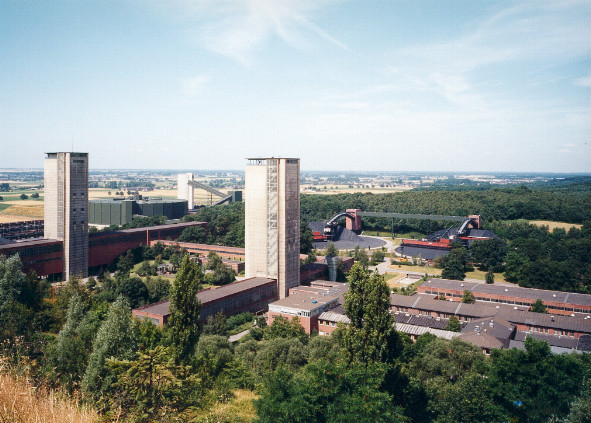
[245,158,300,299]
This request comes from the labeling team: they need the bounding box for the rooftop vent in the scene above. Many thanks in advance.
[460,284,464,287]
[505,289,509,292]
[553,294,557,297]
[514,307,518,310]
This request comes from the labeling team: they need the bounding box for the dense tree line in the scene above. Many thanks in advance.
[490,220,591,293]
[183,202,246,247]
[179,186,591,251]
[300,187,591,232]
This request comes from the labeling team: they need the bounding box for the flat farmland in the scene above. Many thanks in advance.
[529,220,582,232]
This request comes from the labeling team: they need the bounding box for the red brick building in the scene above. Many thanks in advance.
[267,281,348,334]
[418,278,591,316]
[0,221,207,279]
[133,276,277,326]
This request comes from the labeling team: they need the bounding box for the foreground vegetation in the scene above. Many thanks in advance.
[1,251,590,422]
[0,369,98,422]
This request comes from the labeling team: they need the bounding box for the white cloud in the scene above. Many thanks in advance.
[383,1,591,110]
[169,0,349,64]
[181,75,210,97]
[575,74,591,87]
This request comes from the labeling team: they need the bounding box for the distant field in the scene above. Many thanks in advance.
[0,204,44,222]
[302,184,412,195]
[529,220,582,232]
[386,264,507,283]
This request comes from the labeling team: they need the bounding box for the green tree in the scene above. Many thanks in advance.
[429,374,508,423]
[178,225,207,243]
[137,260,154,276]
[202,311,228,336]
[325,242,339,258]
[82,296,138,400]
[487,337,588,422]
[300,225,314,254]
[20,193,28,200]
[49,293,87,391]
[116,276,149,308]
[485,268,495,284]
[371,249,386,265]
[31,192,39,199]
[194,335,234,380]
[255,360,406,423]
[265,315,308,345]
[107,346,201,420]
[341,263,399,365]
[441,247,468,281]
[117,249,135,274]
[205,251,223,270]
[253,338,309,376]
[168,255,202,363]
[145,276,170,303]
[461,290,475,304]
[353,246,369,267]
[304,249,317,264]
[531,298,547,313]
[469,238,507,271]
[0,255,33,339]
[445,315,461,332]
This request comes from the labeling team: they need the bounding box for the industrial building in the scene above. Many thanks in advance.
[245,158,300,299]
[88,197,187,226]
[417,278,591,316]
[44,152,89,279]
[0,221,206,279]
[177,172,241,208]
[267,281,349,334]
[133,276,278,326]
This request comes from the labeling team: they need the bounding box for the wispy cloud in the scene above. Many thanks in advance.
[181,75,210,97]
[575,74,591,87]
[383,1,591,110]
[170,0,349,64]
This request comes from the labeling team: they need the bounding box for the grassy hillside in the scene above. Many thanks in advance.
[0,371,98,423]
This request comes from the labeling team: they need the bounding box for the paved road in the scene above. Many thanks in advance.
[228,329,251,343]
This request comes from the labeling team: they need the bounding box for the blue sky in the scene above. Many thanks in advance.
[1,0,590,172]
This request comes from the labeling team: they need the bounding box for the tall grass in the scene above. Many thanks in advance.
[0,371,98,423]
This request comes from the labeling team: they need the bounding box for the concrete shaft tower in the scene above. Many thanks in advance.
[44,152,89,279]
[245,158,300,299]
[178,173,195,210]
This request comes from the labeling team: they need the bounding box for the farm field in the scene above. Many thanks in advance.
[301,184,412,195]
[529,220,583,231]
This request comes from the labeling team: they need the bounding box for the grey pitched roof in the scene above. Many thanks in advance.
[513,331,580,349]
[394,313,452,330]
[390,294,591,334]
[422,278,591,308]
[458,331,504,349]
[461,315,515,348]
[396,324,460,340]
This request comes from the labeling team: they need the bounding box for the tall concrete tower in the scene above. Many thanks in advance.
[245,158,300,299]
[177,173,195,210]
[44,152,89,279]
